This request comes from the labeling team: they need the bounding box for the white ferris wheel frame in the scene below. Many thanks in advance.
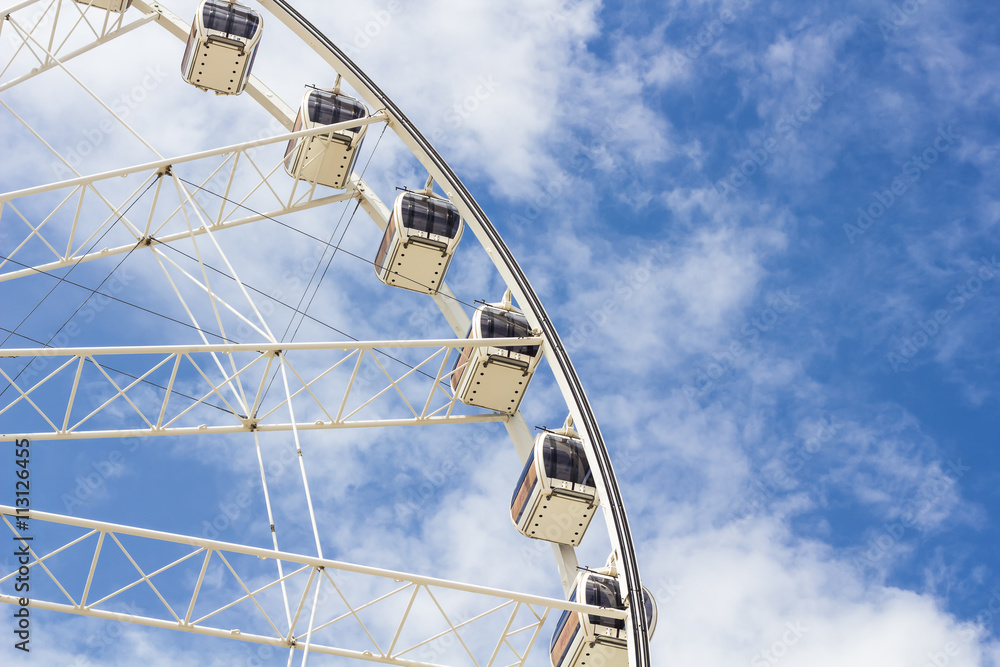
[0,1,652,665]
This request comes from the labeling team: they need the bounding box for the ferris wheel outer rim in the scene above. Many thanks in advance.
[249,2,652,664]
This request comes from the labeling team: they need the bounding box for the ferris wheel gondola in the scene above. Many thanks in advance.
[511,418,599,546]
[181,0,263,95]
[374,181,464,294]
[451,291,540,414]
[551,570,658,667]
[283,86,369,189]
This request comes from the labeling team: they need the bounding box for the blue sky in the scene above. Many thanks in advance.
[1,0,999,665]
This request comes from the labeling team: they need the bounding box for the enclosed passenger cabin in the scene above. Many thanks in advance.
[283,87,369,190]
[451,293,541,415]
[550,571,658,667]
[510,427,599,546]
[374,189,463,294]
[74,0,131,11]
[181,0,262,95]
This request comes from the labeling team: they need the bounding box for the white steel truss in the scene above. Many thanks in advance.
[0,0,148,92]
[0,114,386,283]
[1,506,624,666]
[0,338,540,440]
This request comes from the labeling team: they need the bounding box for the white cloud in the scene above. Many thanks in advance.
[646,518,996,667]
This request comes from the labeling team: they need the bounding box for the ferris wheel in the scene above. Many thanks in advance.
[0,1,653,665]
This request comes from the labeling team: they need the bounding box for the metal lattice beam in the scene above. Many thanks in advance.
[0,338,541,440]
[0,114,386,282]
[0,0,156,92]
[0,506,624,666]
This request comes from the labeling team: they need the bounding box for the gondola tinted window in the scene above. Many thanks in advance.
[202,0,259,39]
[550,587,578,653]
[480,308,539,357]
[542,436,593,487]
[585,576,625,630]
[511,456,535,505]
[400,195,462,238]
[308,92,367,133]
